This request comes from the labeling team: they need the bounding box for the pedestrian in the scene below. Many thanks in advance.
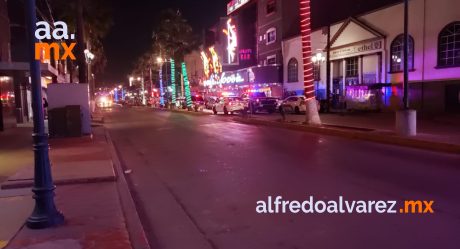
[279,105,286,122]
[43,98,49,119]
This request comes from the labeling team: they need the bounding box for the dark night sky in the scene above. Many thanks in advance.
[101,0,401,83]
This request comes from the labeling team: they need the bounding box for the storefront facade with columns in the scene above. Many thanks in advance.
[283,0,460,113]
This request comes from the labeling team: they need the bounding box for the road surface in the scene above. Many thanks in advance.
[105,107,460,249]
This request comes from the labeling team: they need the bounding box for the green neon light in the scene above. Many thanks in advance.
[181,62,193,108]
[170,59,176,104]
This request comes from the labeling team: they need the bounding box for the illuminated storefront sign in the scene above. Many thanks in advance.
[223,18,238,64]
[204,71,246,87]
[330,40,383,60]
[239,49,252,61]
[201,46,222,79]
[220,72,245,84]
[209,47,222,74]
[201,51,210,78]
[227,0,251,15]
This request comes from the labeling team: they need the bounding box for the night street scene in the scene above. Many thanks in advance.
[0,0,460,249]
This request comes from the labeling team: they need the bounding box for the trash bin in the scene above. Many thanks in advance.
[48,107,67,138]
[66,105,82,137]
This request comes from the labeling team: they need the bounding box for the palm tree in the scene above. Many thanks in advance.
[299,0,321,125]
[152,9,200,62]
[49,0,113,77]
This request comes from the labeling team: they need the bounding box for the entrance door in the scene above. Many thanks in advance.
[332,78,345,109]
[446,84,460,113]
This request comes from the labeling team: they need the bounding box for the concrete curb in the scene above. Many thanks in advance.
[1,176,116,190]
[105,129,152,249]
[152,107,212,116]
[233,117,460,154]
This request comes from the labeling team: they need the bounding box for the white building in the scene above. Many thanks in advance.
[282,0,460,113]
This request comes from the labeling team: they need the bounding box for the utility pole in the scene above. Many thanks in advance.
[403,0,409,110]
[326,26,331,113]
[141,70,146,105]
[25,0,64,229]
[396,0,417,136]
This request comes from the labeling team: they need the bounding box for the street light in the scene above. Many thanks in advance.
[129,76,134,87]
[311,52,326,63]
[25,0,64,229]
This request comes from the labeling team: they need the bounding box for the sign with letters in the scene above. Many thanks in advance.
[330,40,383,60]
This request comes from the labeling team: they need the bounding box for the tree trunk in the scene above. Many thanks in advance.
[299,0,321,125]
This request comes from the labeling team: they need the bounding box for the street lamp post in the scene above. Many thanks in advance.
[311,52,325,102]
[396,0,417,136]
[25,0,64,229]
[129,76,134,87]
[84,49,95,112]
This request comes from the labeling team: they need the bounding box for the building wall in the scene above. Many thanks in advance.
[257,0,283,65]
[283,0,460,112]
[282,36,303,94]
[257,0,300,66]
[184,50,205,87]
[0,0,11,62]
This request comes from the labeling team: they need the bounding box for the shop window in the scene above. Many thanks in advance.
[267,0,276,15]
[267,55,276,65]
[287,58,298,82]
[313,64,321,81]
[390,34,414,73]
[346,57,358,77]
[266,28,276,45]
[438,22,460,68]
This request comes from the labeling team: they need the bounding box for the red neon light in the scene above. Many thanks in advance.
[299,0,315,100]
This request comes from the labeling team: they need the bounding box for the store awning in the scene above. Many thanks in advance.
[0,61,59,77]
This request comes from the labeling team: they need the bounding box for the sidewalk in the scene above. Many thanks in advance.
[0,126,148,249]
[231,111,460,153]
[253,112,460,145]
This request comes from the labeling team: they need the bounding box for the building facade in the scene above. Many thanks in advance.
[283,0,460,113]
[257,0,299,66]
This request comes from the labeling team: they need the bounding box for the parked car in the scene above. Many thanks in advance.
[205,96,218,110]
[243,92,279,114]
[279,96,307,114]
[212,97,248,115]
[192,95,205,111]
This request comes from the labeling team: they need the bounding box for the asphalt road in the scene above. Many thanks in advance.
[105,107,460,249]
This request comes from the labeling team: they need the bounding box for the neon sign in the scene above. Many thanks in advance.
[239,49,252,61]
[204,72,245,87]
[201,46,222,80]
[223,18,238,64]
[227,0,251,15]
[209,47,222,74]
[220,72,244,84]
[201,51,210,78]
